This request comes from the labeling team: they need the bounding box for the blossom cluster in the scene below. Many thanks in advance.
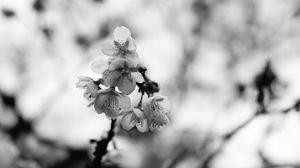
[76,26,170,132]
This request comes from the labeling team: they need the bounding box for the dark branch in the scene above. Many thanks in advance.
[88,119,116,168]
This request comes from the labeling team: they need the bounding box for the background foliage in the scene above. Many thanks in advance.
[1,0,300,167]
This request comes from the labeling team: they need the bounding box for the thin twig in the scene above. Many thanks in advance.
[137,92,144,108]
[199,112,259,168]
[223,113,258,140]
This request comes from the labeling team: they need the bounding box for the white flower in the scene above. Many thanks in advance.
[101,26,139,67]
[121,108,149,133]
[121,94,171,133]
[93,88,131,118]
[143,94,171,130]
[76,76,99,101]
[102,58,144,95]
[113,26,132,47]
[90,26,140,76]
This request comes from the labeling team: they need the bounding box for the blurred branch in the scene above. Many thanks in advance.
[199,111,259,168]
[164,134,212,168]
[222,113,257,140]
[88,119,116,168]
[164,148,189,168]
[198,60,300,168]
[198,98,300,168]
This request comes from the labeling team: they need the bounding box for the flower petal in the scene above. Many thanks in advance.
[93,90,121,117]
[117,93,131,110]
[90,59,108,74]
[121,112,136,131]
[160,99,171,114]
[133,108,145,118]
[151,114,169,127]
[154,94,171,114]
[144,105,170,127]
[98,92,121,118]
[136,119,149,133]
[153,94,166,101]
[76,76,92,88]
[117,74,136,95]
[109,58,126,71]
[88,83,99,97]
[83,91,92,101]
[103,70,121,87]
[77,76,92,81]
[107,57,117,65]
[113,26,131,46]
[143,95,170,128]
[94,93,109,114]
[76,82,87,89]
[127,37,137,52]
[102,40,118,56]
[124,52,139,67]
[131,72,144,83]
[149,123,156,131]
[143,96,154,106]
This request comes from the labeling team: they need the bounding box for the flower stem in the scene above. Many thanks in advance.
[89,119,116,168]
[137,66,159,97]
[137,92,144,109]
[138,66,150,83]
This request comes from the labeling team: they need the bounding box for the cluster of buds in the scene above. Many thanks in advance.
[76,26,170,132]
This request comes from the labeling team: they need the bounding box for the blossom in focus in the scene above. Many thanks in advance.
[103,58,143,95]
[101,26,139,66]
[75,76,99,101]
[121,108,149,133]
[121,94,171,132]
[93,88,131,118]
[143,94,171,130]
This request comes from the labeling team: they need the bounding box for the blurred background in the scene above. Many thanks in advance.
[1,0,300,167]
